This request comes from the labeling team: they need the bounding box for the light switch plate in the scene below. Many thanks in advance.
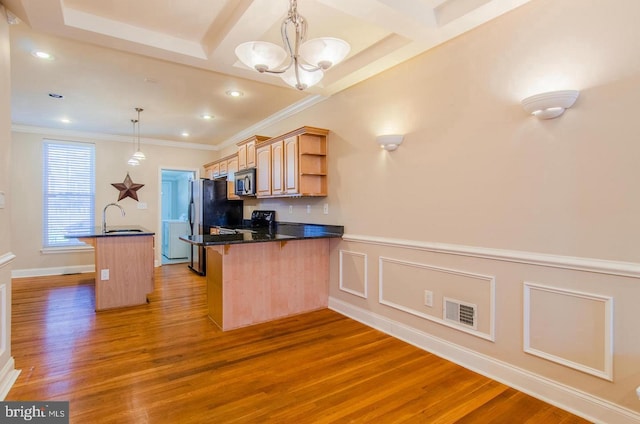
[100,269,109,281]
[0,191,5,209]
[137,202,147,209]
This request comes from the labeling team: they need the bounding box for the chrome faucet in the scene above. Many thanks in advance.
[102,203,125,233]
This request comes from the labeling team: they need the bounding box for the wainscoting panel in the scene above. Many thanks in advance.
[339,250,367,299]
[378,256,495,341]
[524,282,613,381]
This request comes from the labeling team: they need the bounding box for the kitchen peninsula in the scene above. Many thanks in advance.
[180,222,343,331]
[69,226,155,311]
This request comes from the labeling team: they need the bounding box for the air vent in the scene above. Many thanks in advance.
[443,297,477,330]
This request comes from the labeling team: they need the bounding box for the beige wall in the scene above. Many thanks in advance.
[6,0,640,419]
[10,130,215,272]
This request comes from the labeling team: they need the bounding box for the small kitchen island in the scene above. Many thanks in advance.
[68,226,155,311]
[180,222,343,331]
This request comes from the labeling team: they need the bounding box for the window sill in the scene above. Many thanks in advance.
[41,246,93,254]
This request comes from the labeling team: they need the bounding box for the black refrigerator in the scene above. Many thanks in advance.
[188,178,243,275]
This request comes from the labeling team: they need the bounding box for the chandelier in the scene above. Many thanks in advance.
[235,0,350,90]
[128,107,145,166]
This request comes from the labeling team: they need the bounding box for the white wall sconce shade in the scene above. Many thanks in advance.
[521,90,579,119]
[377,134,404,151]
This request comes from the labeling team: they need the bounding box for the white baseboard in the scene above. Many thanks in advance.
[11,265,94,279]
[329,297,640,424]
[0,357,20,400]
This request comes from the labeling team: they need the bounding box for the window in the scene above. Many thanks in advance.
[43,140,95,248]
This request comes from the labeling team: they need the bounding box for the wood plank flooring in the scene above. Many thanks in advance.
[8,265,590,423]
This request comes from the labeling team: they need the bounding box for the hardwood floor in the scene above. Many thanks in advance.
[8,265,590,423]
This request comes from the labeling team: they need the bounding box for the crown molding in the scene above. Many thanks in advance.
[218,94,329,149]
[11,124,219,151]
[11,92,328,152]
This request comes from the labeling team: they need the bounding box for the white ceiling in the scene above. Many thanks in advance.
[4,0,532,150]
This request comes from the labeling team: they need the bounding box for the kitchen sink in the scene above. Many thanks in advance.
[105,228,144,234]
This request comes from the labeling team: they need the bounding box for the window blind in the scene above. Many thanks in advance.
[43,140,95,248]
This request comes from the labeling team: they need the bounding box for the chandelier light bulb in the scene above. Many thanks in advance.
[300,37,350,69]
[281,66,323,90]
[235,41,287,72]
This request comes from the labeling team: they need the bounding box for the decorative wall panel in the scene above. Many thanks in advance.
[339,250,367,298]
[524,282,613,380]
[379,256,495,341]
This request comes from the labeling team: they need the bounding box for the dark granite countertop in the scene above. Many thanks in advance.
[65,225,155,238]
[179,222,343,246]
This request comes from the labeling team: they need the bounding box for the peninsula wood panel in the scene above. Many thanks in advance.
[207,239,329,330]
[82,235,154,311]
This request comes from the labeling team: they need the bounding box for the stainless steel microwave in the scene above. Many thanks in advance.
[234,168,256,196]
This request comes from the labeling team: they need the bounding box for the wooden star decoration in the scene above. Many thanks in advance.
[111,172,144,201]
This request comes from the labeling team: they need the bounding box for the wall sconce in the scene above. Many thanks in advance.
[377,134,404,151]
[521,90,579,119]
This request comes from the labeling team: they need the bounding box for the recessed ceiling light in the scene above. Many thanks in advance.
[32,50,54,60]
[181,132,190,137]
[201,114,214,120]
[226,90,243,97]
[60,118,71,123]
[48,93,64,99]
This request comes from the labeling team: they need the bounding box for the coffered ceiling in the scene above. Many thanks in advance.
[4,0,532,149]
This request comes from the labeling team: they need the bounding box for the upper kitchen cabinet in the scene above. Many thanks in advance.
[256,143,272,197]
[204,154,239,179]
[226,156,240,200]
[256,127,329,198]
[204,161,220,179]
[237,135,269,170]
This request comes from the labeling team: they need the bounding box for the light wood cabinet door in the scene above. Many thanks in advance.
[211,162,220,178]
[271,140,285,195]
[246,140,256,168]
[226,156,240,200]
[204,165,214,179]
[256,145,271,196]
[219,159,228,176]
[237,144,247,170]
[284,136,299,194]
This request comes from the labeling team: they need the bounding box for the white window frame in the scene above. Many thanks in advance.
[42,140,96,249]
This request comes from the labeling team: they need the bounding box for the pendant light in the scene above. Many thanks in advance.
[132,107,145,161]
[127,118,139,166]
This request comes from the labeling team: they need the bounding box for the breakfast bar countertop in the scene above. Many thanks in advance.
[179,222,344,246]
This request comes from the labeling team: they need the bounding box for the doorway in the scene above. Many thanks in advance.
[160,168,196,265]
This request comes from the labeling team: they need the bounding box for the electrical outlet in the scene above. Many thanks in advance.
[636,386,640,400]
[100,269,110,281]
[289,205,293,214]
[306,205,311,214]
[323,203,329,214]
[137,202,147,209]
[424,290,433,307]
